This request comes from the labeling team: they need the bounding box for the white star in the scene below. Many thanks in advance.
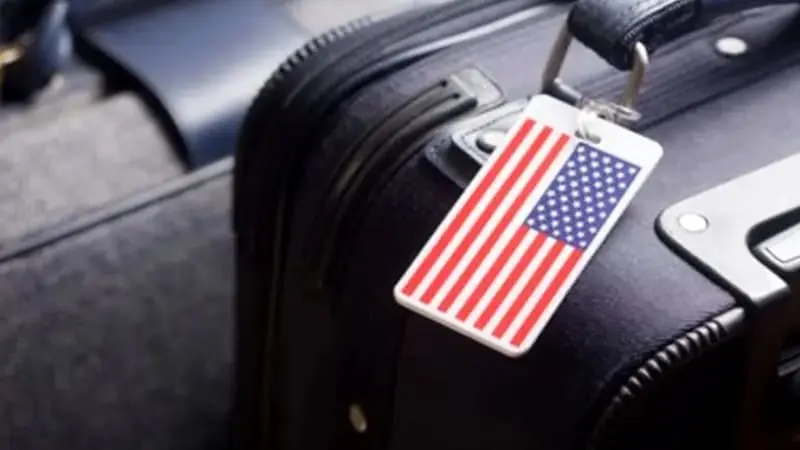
[575,212,583,218]
[584,196,593,203]
[541,224,549,230]
[553,230,561,237]
[560,195,568,202]
[563,217,571,223]
[602,156,611,164]
[568,170,577,177]
[570,181,579,188]
[604,167,613,174]
[598,201,606,208]
[581,176,590,183]
[605,176,614,183]
[615,162,623,169]
[577,221,584,228]
[577,231,585,238]
[591,161,600,168]
[607,187,616,193]
[588,217,596,224]
[561,205,569,212]
[616,172,625,179]
[590,227,598,233]
[590,151,598,159]
[527,219,535,225]
[577,146,585,153]
[567,161,576,168]
[558,184,567,192]
[628,167,637,174]
[548,200,557,206]
[593,172,602,179]
[565,226,573,232]
[572,201,581,208]
[594,181,603,188]
[538,214,546,221]
[618,182,627,188]
[587,207,595,213]
[550,210,559,217]
[582,186,591,193]
[551,220,559,227]
[557,175,566,182]
[597,192,604,199]
[579,241,587,247]
[537,205,545,211]
[578,155,586,162]
[566,236,574,242]
[599,212,607,219]
[580,166,588,173]
[547,190,556,197]
[610,197,617,204]
[571,191,580,198]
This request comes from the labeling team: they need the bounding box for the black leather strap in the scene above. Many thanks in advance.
[567,0,799,70]
[0,0,72,102]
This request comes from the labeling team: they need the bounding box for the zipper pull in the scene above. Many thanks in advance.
[304,68,505,297]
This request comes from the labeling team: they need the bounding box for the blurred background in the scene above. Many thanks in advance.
[0,1,450,448]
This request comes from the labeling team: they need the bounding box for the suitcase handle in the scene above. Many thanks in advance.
[567,0,798,71]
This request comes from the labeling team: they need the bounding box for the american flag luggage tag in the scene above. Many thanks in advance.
[393,27,663,357]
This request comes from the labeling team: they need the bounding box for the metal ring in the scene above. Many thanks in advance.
[541,20,650,113]
[575,97,642,143]
[576,106,601,143]
[0,43,23,67]
[621,42,650,108]
[0,42,24,99]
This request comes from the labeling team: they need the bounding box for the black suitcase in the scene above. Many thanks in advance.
[233,0,800,448]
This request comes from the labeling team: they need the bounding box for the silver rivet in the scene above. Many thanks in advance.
[475,129,507,153]
[349,403,368,433]
[678,213,709,233]
[715,36,748,58]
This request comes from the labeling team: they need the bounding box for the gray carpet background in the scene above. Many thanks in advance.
[0,62,229,449]
[0,168,233,450]
[0,65,184,247]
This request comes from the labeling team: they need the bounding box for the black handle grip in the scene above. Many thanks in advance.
[567,0,797,70]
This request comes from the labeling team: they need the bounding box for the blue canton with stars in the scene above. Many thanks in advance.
[525,143,640,250]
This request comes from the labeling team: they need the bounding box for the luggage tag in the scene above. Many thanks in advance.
[393,25,664,358]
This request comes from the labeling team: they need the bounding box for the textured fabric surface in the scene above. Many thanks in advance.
[0,89,184,244]
[0,172,233,450]
[237,4,800,450]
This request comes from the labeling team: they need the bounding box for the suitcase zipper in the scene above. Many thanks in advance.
[304,69,504,289]
[587,308,746,449]
[234,2,559,447]
[235,0,562,238]
[234,5,800,448]
[236,0,560,291]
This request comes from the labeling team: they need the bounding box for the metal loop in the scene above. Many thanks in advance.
[0,43,23,67]
[0,42,25,99]
[541,20,650,112]
[576,106,601,143]
[575,97,643,144]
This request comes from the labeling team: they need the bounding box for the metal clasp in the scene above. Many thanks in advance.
[541,20,650,130]
[0,42,24,100]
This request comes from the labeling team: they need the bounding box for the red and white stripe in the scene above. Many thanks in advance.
[395,119,583,355]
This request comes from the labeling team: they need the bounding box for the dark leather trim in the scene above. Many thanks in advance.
[73,0,311,166]
[567,0,799,70]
